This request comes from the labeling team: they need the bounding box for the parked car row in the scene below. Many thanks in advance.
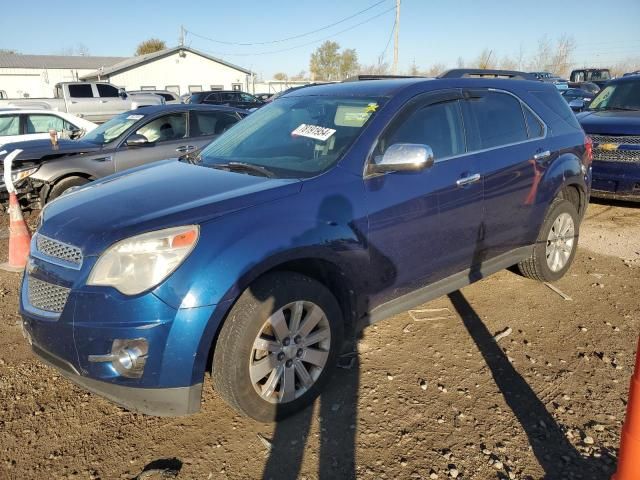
[15,69,595,422]
[0,109,97,147]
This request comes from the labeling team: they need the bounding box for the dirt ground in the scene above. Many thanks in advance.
[0,200,639,480]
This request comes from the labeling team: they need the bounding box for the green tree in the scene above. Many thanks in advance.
[310,41,359,81]
[135,38,167,56]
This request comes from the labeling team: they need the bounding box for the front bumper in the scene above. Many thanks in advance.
[29,339,202,416]
[591,160,640,202]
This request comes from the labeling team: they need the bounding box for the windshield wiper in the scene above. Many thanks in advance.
[211,161,276,178]
[594,106,640,112]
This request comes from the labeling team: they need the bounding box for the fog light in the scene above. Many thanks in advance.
[88,338,148,378]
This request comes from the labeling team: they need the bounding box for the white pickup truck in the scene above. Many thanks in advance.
[0,82,164,123]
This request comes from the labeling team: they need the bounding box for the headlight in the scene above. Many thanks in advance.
[12,166,38,183]
[87,225,199,295]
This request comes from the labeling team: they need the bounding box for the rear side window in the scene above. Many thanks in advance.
[67,84,94,98]
[462,91,528,150]
[0,115,19,136]
[381,100,465,160]
[96,84,119,98]
[529,89,582,134]
[190,111,240,137]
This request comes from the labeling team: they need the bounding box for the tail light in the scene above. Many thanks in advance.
[583,136,593,166]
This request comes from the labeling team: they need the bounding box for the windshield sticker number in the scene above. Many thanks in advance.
[291,124,336,142]
[126,114,144,121]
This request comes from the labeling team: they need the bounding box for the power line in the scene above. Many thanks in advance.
[380,10,396,62]
[192,6,396,57]
[186,0,390,46]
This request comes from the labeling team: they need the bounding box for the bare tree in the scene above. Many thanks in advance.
[528,37,553,72]
[408,59,420,76]
[425,63,446,77]
[359,55,390,75]
[609,57,640,77]
[273,72,288,81]
[500,56,518,71]
[290,70,308,81]
[456,56,465,68]
[548,35,576,77]
[135,38,166,56]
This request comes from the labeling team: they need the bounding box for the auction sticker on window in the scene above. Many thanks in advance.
[291,124,336,142]
[126,114,144,121]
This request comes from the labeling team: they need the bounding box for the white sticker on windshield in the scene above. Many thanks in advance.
[126,114,144,121]
[291,124,336,142]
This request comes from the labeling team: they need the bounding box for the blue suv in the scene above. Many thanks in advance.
[576,74,640,201]
[20,70,592,422]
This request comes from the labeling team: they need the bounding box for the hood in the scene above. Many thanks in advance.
[40,160,301,256]
[577,110,640,135]
[0,138,103,164]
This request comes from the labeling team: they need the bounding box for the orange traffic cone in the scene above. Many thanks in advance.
[0,192,31,272]
[613,336,640,479]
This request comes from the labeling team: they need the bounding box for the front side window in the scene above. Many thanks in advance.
[377,100,465,160]
[96,84,119,98]
[67,84,94,98]
[462,92,528,150]
[135,113,187,143]
[200,95,384,178]
[0,115,19,136]
[25,114,65,133]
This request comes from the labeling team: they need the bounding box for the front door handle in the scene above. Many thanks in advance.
[533,150,551,163]
[456,173,481,187]
[175,145,196,153]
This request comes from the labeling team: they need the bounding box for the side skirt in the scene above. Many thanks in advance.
[358,245,534,330]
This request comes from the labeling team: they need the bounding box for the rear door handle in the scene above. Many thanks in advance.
[456,173,481,187]
[176,145,196,153]
[533,150,551,162]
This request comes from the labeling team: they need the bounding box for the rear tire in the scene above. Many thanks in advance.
[518,197,580,282]
[47,176,89,203]
[212,272,343,422]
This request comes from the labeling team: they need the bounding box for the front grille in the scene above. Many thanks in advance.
[27,276,70,314]
[591,135,640,145]
[36,234,83,266]
[593,149,640,163]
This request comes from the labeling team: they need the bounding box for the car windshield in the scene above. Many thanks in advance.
[198,95,384,178]
[588,81,640,111]
[82,112,143,145]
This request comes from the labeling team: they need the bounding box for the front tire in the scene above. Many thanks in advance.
[518,197,580,282]
[47,176,89,203]
[212,272,343,422]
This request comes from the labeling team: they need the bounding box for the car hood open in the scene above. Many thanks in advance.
[39,160,302,256]
[577,110,640,135]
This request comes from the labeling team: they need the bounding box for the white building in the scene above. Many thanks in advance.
[82,46,253,96]
[0,46,253,98]
[0,53,126,98]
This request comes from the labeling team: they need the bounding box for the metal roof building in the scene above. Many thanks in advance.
[0,47,253,99]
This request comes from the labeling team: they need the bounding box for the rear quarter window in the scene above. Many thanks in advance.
[528,89,582,134]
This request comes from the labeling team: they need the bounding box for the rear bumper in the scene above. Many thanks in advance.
[591,160,640,201]
[30,339,203,416]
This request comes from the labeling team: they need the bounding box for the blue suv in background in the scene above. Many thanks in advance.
[576,75,640,201]
[20,70,591,422]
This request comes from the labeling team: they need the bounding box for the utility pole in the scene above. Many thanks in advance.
[393,0,400,74]
[180,25,185,47]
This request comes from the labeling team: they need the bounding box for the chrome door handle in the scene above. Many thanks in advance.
[533,150,551,161]
[99,100,107,103]
[456,173,481,187]
[175,145,196,153]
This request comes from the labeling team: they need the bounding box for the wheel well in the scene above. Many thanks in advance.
[43,173,93,203]
[205,258,358,375]
[559,184,586,217]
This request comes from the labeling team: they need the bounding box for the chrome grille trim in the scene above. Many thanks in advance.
[35,234,83,267]
[591,135,640,145]
[593,149,640,163]
[27,276,70,314]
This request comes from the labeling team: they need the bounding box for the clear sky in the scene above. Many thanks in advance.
[1,0,639,78]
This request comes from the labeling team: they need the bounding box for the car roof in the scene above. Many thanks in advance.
[605,75,640,86]
[281,76,546,99]
[131,104,249,115]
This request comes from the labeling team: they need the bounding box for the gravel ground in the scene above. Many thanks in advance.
[0,201,639,480]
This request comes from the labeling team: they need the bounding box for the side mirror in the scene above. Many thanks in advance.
[125,134,152,147]
[569,99,585,112]
[369,143,435,174]
[118,88,127,99]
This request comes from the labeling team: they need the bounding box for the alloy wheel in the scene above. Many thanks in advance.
[546,212,575,272]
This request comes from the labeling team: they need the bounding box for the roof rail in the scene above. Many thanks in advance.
[439,69,537,81]
[343,74,424,82]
